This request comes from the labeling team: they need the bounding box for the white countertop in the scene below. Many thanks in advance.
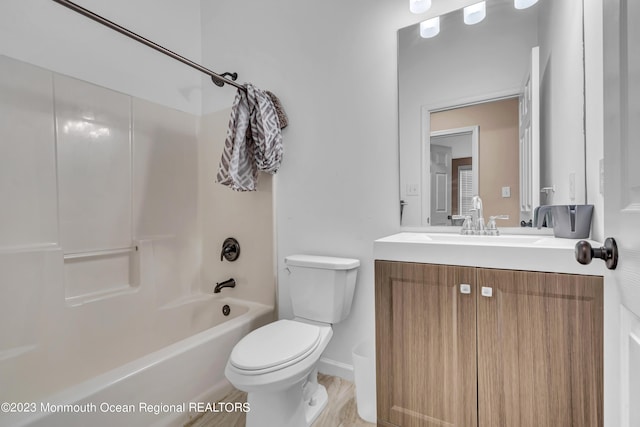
[374,232,606,276]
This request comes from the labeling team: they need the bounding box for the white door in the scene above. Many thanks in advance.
[603,0,640,425]
[430,144,452,226]
[519,46,540,223]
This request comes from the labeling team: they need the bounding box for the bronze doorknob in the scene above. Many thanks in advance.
[575,238,618,270]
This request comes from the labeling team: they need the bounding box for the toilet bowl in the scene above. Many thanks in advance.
[225,320,333,426]
[224,255,359,427]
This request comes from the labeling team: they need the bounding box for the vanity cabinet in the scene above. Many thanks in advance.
[375,260,603,427]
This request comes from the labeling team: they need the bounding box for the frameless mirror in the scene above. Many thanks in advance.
[398,0,586,228]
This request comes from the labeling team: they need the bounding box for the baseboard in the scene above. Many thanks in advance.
[318,357,354,382]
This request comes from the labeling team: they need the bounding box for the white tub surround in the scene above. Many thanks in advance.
[374,232,606,275]
[0,54,276,427]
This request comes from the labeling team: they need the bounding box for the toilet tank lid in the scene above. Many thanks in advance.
[285,254,360,270]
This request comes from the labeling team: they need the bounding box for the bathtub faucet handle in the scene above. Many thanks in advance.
[214,278,236,293]
[220,246,233,261]
[220,237,240,262]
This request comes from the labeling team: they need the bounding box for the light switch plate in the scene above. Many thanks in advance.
[501,186,511,198]
[407,184,419,196]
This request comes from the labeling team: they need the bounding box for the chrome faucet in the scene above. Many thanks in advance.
[460,195,510,235]
[470,195,485,234]
[486,215,510,235]
[214,278,236,293]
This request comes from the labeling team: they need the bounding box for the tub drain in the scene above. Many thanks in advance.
[222,304,231,316]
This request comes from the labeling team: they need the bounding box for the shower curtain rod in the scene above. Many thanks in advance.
[51,0,245,91]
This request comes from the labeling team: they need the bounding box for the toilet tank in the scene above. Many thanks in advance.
[284,255,360,324]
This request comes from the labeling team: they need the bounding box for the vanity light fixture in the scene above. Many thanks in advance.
[415,0,535,40]
[419,16,440,38]
[410,0,431,14]
[514,0,538,9]
[464,1,486,25]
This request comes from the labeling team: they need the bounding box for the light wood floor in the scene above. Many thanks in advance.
[185,374,375,427]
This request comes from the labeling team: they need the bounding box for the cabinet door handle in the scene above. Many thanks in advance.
[481,286,493,297]
[460,284,471,294]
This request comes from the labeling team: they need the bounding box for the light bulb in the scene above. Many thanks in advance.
[514,0,538,9]
[410,0,431,14]
[420,17,440,38]
[464,1,486,25]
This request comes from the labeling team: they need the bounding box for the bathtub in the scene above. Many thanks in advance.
[0,295,273,427]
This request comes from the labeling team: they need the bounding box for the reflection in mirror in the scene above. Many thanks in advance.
[430,125,479,226]
[430,97,523,227]
[398,0,586,228]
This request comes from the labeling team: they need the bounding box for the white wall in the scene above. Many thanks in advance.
[198,109,276,307]
[537,0,586,206]
[201,0,424,378]
[0,0,204,115]
[584,0,604,242]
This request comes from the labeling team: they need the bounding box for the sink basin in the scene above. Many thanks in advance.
[422,233,545,245]
[380,232,545,246]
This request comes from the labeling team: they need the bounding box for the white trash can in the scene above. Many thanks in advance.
[352,340,376,423]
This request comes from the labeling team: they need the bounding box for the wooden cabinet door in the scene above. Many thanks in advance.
[476,268,603,427]
[375,261,478,427]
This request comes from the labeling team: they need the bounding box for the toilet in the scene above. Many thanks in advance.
[225,254,360,427]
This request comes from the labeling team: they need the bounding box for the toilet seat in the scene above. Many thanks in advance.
[229,320,321,375]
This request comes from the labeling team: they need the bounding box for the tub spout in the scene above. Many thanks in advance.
[214,278,236,293]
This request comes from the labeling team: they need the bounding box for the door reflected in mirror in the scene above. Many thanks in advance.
[430,125,478,226]
[429,97,522,227]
